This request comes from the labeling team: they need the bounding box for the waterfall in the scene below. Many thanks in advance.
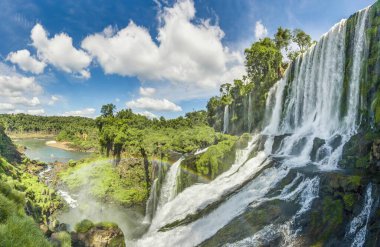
[225,175,320,247]
[223,105,229,133]
[135,6,372,247]
[248,93,253,132]
[143,178,159,224]
[57,190,78,208]
[144,158,184,224]
[157,158,184,209]
[346,184,374,247]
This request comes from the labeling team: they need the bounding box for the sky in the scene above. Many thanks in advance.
[0,0,376,119]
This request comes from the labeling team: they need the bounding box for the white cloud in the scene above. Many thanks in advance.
[0,75,42,97]
[255,20,268,40]
[115,98,120,102]
[6,49,46,74]
[0,103,15,111]
[126,97,182,112]
[48,95,59,105]
[0,63,47,114]
[139,87,156,96]
[27,108,45,115]
[63,108,96,117]
[9,96,40,106]
[31,23,92,78]
[82,0,244,93]
[138,111,158,119]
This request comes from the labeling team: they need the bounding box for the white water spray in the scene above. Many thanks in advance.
[223,105,229,134]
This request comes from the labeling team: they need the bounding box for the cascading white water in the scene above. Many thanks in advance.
[248,93,253,132]
[134,6,371,247]
[225,175,320,247]
[157,158,184,209]
[57,190,78,208]
[223,105,229,133]
[143,178,159,224]
[346,184,374,247]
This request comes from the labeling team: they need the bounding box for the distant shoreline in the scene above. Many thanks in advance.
[8,132,55,139]
[45,141,75,151]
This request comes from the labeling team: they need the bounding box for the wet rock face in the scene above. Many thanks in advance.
[72,221,125,247]
[370,139,380,167]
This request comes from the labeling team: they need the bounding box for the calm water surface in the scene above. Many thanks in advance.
[14,138,90,163]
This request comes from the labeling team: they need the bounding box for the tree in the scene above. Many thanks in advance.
[101,104,116,117]
[245,37,283,85]
[274,27,292,51]
[292,29,312,52]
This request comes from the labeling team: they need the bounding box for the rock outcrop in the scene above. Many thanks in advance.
[72,220,126,247]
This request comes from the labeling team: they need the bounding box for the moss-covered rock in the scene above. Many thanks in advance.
[178,135,238,193]
[72,221,125,247]
[75,219,94,233]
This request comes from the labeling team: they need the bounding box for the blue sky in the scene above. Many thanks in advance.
[0,0,375,118]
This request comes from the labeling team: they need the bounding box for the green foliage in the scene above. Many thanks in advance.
[195,136,237,179]
[51,231,71,247]
[0,126,21,164]
[59,158,147,205]
[274,27,292,50]
[245,38,282,85]
[0,193,23,223]
[292,29,313,52]
[101,104,116,118]
[75,219,94,233]
[0,215,51,247]
[95,221,118,229]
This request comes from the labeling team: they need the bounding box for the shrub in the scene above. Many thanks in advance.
[75,219,94,233]
[0,215,51,247]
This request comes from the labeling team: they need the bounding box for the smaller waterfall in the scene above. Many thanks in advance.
[248,93,253,132]
[346,183,374,247]
[194,147,209,155]
[143,179,159,224]
[57,190,78,208]
[158,158,184,209]
[223,105,229,134]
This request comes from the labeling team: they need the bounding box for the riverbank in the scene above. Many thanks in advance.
[7,132,55,139]
[46,140,75,151]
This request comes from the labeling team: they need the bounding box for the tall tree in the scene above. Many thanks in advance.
[101,104,116,117]
[292,29,312,52]
[274,27,292,51]
[245,37,283,86]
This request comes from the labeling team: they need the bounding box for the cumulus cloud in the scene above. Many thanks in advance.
[0,75,42,97]
[31,23,91,78]
[63,108,96,117]
[138,111,158,119]
[82,0,244,91]
[27,108,45,115]
[126,97,182,112]
[139,87,156,96]
[6,49,46,74]
[9,96,40,106]
[48,95,59,105]
[255,20,268,40]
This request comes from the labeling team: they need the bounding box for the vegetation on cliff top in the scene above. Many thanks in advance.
[207,28,314,134]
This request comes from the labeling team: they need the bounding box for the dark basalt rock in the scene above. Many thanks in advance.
[310,137,326,162]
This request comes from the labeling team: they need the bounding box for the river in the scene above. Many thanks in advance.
[13,138,90,163]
